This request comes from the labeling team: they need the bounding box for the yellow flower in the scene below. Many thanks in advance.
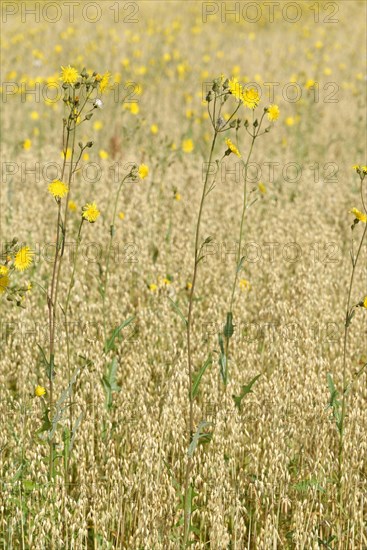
[23,139,32,150]
[182,138,194,153]
[149,283,158,292]
[285,116,295,126]
[258,182,267,194]
[48,179,69,199]
[0,266,9,276]
[239,278,251,291]
[118,211,125,220]
[82,152,90,161]
[186,282,192,290]
[267,104,280,121]
[14,246,34,271]
[350,208,367,223]
[99,71,110,93]
[60,65,79,85]
[138,164,149,179]
[160,277,171,286]
[99,149,109,160]
[242,87,260,109]
[68,200,77,211]
[228,77,243,101]
[35,385,46,397]
[0,273,9,293]
[174,193,181,201]
[150,124,159,134]
[363,296,367,308]
[93,120,103,131]
[30,111,39,120]
[82,202,100,223]
[225,138,241,158]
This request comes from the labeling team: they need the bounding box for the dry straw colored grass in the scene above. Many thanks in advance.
[0,1,366,548]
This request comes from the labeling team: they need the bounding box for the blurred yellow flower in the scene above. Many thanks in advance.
[350,208,367,223]
[99,71,111,93]
[118,212,125,220]
[258,182,267,194]
[82,202,100,223]
[99,149,109,160]
[68,200,77,211]
[149,283,158,292]
[138,164,149,179]
[182,138,194,153]
[150,124,159,134]
[93,120,103,131]
[174,193,181,201]
[23,139,32,150]
[228,77,243,102]
[242,87,260,109]
[14,246,33,271]
[0,266,9,276]
[267,104,280,121]
[30,111,39,120]
[225,138,241,158]
[239,278,251,291]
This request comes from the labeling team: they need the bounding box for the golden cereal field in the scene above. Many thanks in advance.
[0,0,366,548]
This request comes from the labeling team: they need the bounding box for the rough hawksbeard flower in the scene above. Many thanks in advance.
[242,87,260,109]
[228,77,243,102]
[267,104,280,121]
[35,385,46,397]
[225,138,241,158]
[82,202,100,223]
[138,164,149,179]
[48,180,69,199]
[350,208,367,223]
[60,65,79,85]
[14,246,34,271]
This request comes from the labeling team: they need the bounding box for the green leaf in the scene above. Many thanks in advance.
[191,354,212,400]
[218,333,227,385]
[223,312,234,339]
[188,420,212,458]
[236,256,245,273]
[101,356,121,410]
[232,374,261,410]
[104,316,135,353]
[167,297,188,327]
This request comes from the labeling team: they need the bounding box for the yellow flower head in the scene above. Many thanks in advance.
[350,208,367,223]
[258,182,267,194]
[82,202,100,223]
[267,104,280,121]
[68,200,77,211]
[149,283,158,292]
[99,71,110,93]
[60,65,79,85]
[35,385,46,397]
[150,124,159,135]
[242,87,260,109]
[363,296,367,309]
[138,164,149,179]
[174,192,181,201]
[99,149,109,160]
[14,246,34,271]
[118,211,125,220]
[228,77,243,102]
[182,138,194,153]
[23,139,32,150]
[48,179,69,199]
[239,278,251,291]
[225,138,241,158]
[0,265,9,276]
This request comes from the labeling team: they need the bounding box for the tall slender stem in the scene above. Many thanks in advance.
[183,129,218,545]
[338,178,366,505]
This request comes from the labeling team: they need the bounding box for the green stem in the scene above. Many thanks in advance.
[102,173,131,345]
[183,128,218,545]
